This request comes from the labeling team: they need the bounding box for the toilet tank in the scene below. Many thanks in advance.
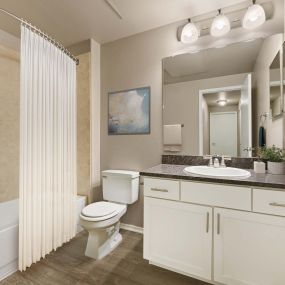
[102,170,140,204]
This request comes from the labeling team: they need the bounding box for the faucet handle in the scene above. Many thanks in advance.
[221,155,231,167]
[203,155,213,166]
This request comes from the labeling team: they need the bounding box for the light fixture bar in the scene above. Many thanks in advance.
[177,1,270,43]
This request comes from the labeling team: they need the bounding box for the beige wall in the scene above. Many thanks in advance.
[163,74,245,155]
[208,105,239,112]
[100,23,185,227]
[100,25,283,227]
[0,44,20,203]
[77,52,92,201]
[252,34,284,148]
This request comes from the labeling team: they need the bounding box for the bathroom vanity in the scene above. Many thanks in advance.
[151,29,285,285]
[141,163,285,285]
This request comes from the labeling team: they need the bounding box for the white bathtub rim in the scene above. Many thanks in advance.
[0,196,86,281]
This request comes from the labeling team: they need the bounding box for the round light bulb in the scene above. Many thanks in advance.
[242,4,265,30]
[210,14,231,37]
[180,22,200,43]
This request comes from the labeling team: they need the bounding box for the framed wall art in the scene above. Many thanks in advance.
[108,86,150,135]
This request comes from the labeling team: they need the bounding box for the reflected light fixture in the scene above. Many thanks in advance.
[179,19,200,43]
[242,0,266,30]
[210,9,231,37]
[217,99,227,106]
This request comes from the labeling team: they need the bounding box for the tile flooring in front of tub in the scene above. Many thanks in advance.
[1,230,210,285]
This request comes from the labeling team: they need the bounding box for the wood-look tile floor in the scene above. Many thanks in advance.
[1,230,210,285]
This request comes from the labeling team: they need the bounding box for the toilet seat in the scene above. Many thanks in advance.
[80,201,126,222]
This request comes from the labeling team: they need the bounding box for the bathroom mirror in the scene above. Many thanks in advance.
[269,48,283,118]
[162,34,284,157]
[283,41,285,112]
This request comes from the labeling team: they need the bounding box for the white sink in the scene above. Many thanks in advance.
[184,165,251,178]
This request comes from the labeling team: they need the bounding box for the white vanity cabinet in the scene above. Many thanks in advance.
[214,208,285,285]
[143,177,285,285]
[144,197,212,280]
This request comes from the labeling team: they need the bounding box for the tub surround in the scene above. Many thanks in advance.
[140,163,285,190]
[0,44,20,203]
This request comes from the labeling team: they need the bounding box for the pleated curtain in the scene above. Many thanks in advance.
[19,24,77,271]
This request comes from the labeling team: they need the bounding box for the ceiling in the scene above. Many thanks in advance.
[163,38,264,84]
[0,0,282,46]
[204,90,241,107]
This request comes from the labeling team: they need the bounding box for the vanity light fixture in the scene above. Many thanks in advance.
[242,0,265,30]
[217,99,227,106]
[178,19,200,43]
[210,9,231,37]
[178,2,267,43]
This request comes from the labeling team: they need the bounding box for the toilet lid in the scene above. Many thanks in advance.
[81,201,122,218]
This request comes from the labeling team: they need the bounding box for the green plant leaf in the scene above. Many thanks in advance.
[257,145,285,162]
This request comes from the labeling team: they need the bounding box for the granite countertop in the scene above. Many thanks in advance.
[140,164,285,190]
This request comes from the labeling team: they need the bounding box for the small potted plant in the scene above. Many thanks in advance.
[258,146,285,175]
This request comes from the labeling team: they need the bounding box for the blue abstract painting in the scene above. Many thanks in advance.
[108,87,150,135]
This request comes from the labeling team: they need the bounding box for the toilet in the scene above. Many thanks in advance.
[80,170,139,259]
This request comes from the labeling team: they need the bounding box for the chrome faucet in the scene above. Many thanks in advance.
[213,156,220,168]
[203,155,231,168]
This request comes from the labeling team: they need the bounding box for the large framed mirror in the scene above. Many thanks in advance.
[283,41,285,115]
[162,34,284,158]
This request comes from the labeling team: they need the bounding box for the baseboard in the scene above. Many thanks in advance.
[120,223,143,234]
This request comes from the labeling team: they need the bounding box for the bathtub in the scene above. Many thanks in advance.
[0,195,86,281]
[0,199,19,281]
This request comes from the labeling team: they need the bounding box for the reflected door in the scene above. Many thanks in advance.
[210,112,237,156]
[240,74,252,157]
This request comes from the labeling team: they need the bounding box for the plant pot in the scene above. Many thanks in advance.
[267,161,285,175]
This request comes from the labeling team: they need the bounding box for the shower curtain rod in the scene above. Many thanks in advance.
[0,8,79,65]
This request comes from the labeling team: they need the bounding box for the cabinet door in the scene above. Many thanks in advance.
[214,208,285,285]
[144,197,212,280]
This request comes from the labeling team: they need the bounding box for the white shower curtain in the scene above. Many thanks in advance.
[19,24,77,271]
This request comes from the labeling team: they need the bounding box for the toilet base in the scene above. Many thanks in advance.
[85,222,122,260]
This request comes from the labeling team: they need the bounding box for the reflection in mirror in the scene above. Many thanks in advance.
[163,39,262,157]
[270,49,282,118]
[201,76,251,158]
[283,42,285,113]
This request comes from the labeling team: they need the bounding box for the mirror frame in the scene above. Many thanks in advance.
[269,45,284,120]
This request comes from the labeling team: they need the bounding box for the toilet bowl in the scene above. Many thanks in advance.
[80,201,127,259]
[80,170,139,259]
